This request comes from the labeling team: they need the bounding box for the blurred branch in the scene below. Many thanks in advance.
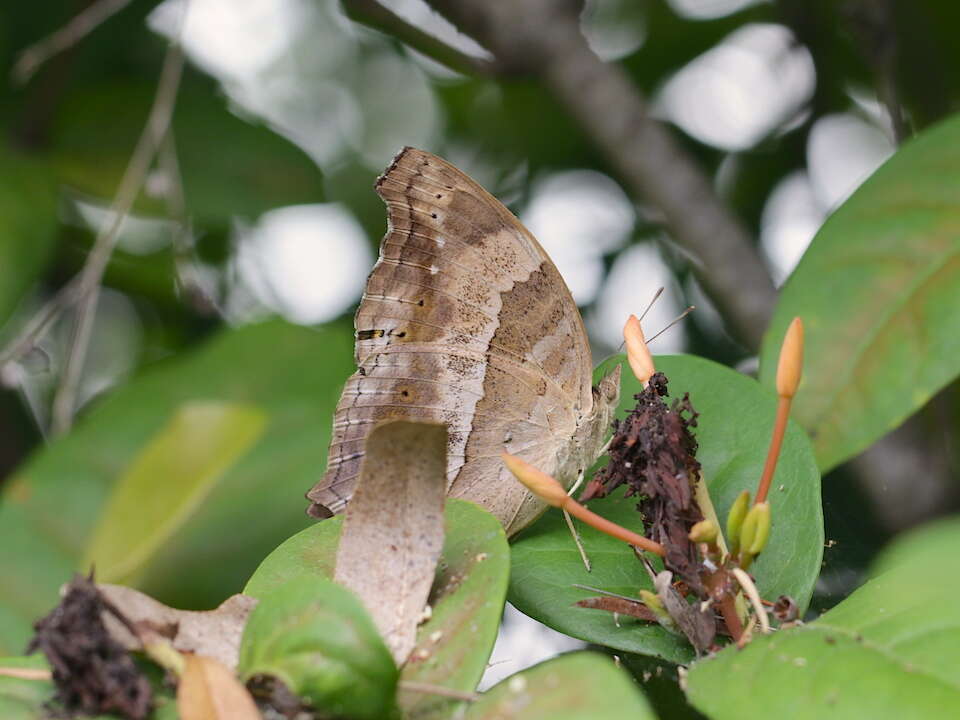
[421,0,775,350]
[841,0,909,144]
[0,282,83,371]
[49,39,186,436]
[341,0,497,76]
[159,130,219,315]
[11,0,134,85]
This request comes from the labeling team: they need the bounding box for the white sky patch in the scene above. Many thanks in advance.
[149,0,299,81]
[667,0,766,20]
[582,0,647,61]
[807,112,895,211]
[67,196,175,256]
[656,23,814,151]
[589,243,686,354]
[760,171,825,286]
[479,605,585,691]
[521,171,635,306]
[232,204,373,325]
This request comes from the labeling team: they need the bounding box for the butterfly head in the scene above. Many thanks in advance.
[595,363,622,408]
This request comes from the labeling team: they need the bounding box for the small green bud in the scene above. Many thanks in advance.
[726,490,750,556]
[738,503,761,556]
[689,519,719,545]
[639,589,677,632]
[746,502,772,555]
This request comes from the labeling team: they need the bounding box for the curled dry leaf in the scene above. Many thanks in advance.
[575,596,658,622]
[334,420,447,665]
[177,654,260,720]
[97,585,257,670]
[653,572,715,653]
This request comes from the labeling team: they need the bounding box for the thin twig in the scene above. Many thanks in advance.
[12,0,134,84]
[342,0,496,76]
[50,36,186,436]
[0,666,53,681]
[158,129,218,314]
[0,279,83,370]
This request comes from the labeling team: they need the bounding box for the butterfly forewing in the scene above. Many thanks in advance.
[307,148,600,534]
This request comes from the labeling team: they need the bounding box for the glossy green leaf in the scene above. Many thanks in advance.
[509,354,822,664]
[0,149,58,329]
[464,652,658,720]
[760,112,960,471]
[238,576,397,720]
[687,515,960,719]
[244,499,510,719]
[0,319,355,654]
[85,402,266,583]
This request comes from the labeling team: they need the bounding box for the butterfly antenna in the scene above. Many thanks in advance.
[618,287,664,351]
[638,287,664,324]
[646,305,695,345]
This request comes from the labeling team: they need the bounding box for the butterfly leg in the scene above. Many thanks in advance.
[564,470,592,572]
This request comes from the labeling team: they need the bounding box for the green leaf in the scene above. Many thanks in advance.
[870,516,960,577]
[0,656,53,719]
[83,402,267,583]
[760,112,960,471]
[509,354,823,663]
[0,149,58,329]
[464,652,658,720]
[686,515,960,720]
[244,499,510,719]
[0,319,355,654]
[238,576,397,720]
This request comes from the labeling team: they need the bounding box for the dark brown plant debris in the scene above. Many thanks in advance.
[581,372,705,594]
[772,595,800,624]
[27,574,152,720]
[246,673,314,720]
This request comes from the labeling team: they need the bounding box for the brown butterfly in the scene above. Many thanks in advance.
[307,148,620,536]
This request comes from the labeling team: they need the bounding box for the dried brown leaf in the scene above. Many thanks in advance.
[334,420,447,665]
[97,585,257,670]
[575,596,658,622]
[177,654,260,720]
[653,571,715,653]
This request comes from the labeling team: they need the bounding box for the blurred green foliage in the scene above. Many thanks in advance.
[2,0,960,712]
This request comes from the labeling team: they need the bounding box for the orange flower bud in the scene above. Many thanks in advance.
[624,314,655,385]
[776,317,804,399]
[502,452,568,507]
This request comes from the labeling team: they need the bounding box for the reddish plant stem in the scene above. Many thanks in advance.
[704,569,743,643]
[755,396,792,504]
[562,498,666,557]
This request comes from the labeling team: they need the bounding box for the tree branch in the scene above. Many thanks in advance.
[422,0,776,350]
[50,39,186,435]
[12,0,134,85]
[341,0,497,76]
